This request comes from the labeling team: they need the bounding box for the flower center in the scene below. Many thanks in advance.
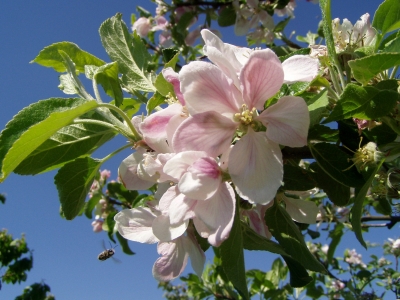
[234,104,257,126]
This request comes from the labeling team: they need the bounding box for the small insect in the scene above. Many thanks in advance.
[98,241,118,261]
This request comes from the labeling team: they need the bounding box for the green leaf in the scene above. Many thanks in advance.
[241,222,288,255]
[106,211,117,243]
[54,157,102,220]
[327,223,344,264]
[265,200,326,273]
[116,231,135,255]
[308,125,338,143]
[306,89,329,127]
[111,98,141,119]
[58,74,79,94]
[31,42,105,72]
[99,13,155,93]
[14,112,116,175]
[348,53,400,85]
[84,193,102,219]
[88,62,124,106]
[310,163,350,206]
[372,0,400,35]
[218,6,236,27]
[383,35,400,53]
[219,199,249,299]
[324,84,398,123]
[351,159,385,249]
[274,17,291,33]
[0,98,98,182]
[154,52,180,97]
[283,165,316,191]
[147,92,166,114]
[281,255,313,287]
[309,142,365,188]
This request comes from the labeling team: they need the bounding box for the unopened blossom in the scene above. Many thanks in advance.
[321,244,329,254]
[332,13,377,52]
[241,204,272,239]
[132,17,152,37]
[91,217,103,233]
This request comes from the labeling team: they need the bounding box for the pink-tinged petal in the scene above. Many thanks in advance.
[153,240,188,281]
[179,157,221,200]
[283,196,319,224]
[152,214,188,242]
[219,145,233,171]
[201,29,244,87]
[179,61,242,115]
[173,112,237,157]
[162,68,185,105]
[155,182,172,201]
[185,228,206,277]
[257,96,309,147]
[228,128,283,204]
[169,194,197,225]
[158,186,180,213]
[140,103,183,153]
[282,55,319,83]
[258,10,274,30]
[243,203,272,239]
[163,151,208,181]
[119,152,155,190]
[193,182,235,246]
[114,208,159,244]
[240,49,284,110]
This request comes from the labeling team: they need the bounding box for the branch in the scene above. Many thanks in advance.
[106,196,132,209]
[360,215,400,229]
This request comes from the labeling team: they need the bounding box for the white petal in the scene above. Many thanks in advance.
[169,194,197,225]
[282,55,319,83]
[284,196,319,224]
[179,61,242,115]
[240,49,284,110]
[258,96,309,147]
[153,239,188,281]
[193,182,235,246]
[228,128,283,204]
[163,151,208,181]
[185,229,206,278]
[152,214,188,242]
[118,152,155,190]
[139,103,182,153]
[179,157,221,200]
[172,112,237,157]
[114,208,159,244]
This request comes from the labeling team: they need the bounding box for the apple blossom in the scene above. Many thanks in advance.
[114,205,205,281]
[173,31,312,204]
[332,13,377,52]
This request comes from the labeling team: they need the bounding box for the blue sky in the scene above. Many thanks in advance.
[0,0,390,299]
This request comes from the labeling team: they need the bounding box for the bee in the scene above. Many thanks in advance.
[98,241,118,261]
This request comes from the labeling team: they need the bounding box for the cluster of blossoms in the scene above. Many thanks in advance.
[332,13,377,53]
[345,249,367,268]
[114,29,320,281]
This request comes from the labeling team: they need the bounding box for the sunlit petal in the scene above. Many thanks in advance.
[257,96,309,147]
[240,50,284,110]
[172,112,237,157]
[228,128,283,204]
[282,55,319,83]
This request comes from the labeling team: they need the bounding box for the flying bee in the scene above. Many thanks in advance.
[98,241,118,261]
